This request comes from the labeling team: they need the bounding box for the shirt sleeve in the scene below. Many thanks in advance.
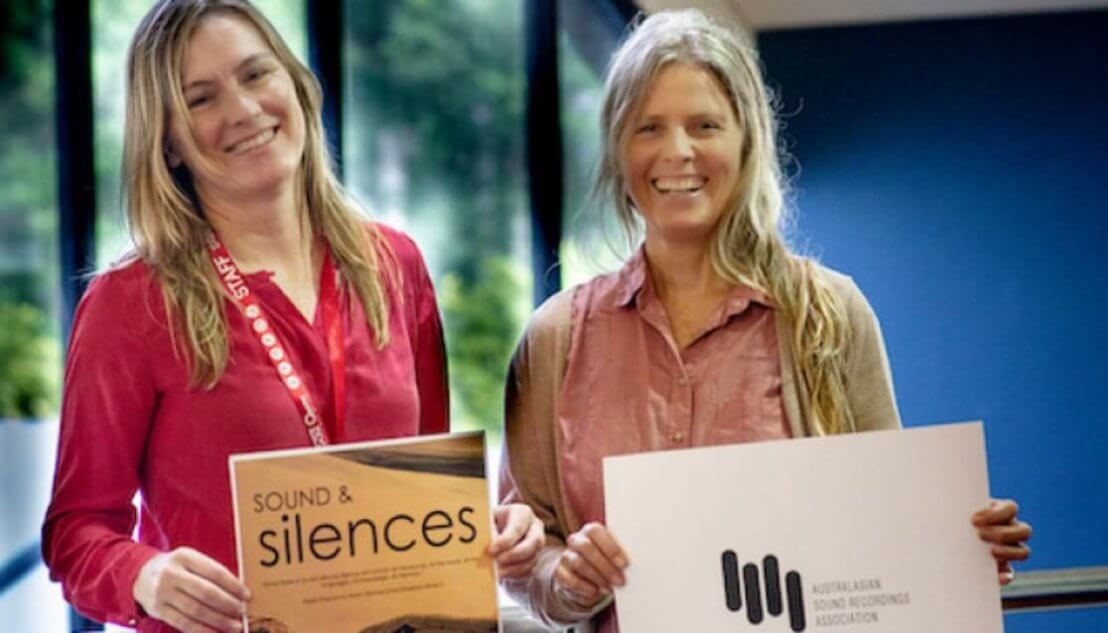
[395,231,449,435]
[40,271,162,626]
[498,290,607,626]
[843,277,903,432]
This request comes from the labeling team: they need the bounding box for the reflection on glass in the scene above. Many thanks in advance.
[345,0,531,437]
[92,0,306,267]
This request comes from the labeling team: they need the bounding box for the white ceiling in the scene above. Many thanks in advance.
[638,0,1108,31]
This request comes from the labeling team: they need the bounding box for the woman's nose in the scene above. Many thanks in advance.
[223,86,263,124]
[661,128,694,162]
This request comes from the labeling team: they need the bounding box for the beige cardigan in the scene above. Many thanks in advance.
[499,266,902,627]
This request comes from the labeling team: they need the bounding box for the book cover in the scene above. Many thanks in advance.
[230,431,498,632]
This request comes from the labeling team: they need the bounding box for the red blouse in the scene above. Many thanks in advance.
[41,224,448,630]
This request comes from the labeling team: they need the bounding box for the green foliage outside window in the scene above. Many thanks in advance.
[439,256,530,440]
[346,0,531,435]
[1,0,59,419]
[0,303,60,419]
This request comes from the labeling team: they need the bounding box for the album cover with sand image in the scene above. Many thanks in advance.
[230,431,498,633]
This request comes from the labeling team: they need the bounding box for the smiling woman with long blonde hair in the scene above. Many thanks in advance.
[498,9,1031,631]
[41,2,542,631]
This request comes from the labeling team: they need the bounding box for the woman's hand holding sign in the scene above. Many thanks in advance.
[553,522,629,609]
[489,503,545,579]
[133,547,249,633]
[973,498,1032,585]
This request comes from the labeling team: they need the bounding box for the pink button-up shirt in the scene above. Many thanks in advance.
[558,250,791,633]
[559,248,791,528]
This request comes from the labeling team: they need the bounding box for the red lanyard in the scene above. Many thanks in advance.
[207,233,346,446]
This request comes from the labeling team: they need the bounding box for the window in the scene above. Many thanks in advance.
[0,0,59,421]
[344,0,531,440]
[0,3,64,630]
[558,0,628,288]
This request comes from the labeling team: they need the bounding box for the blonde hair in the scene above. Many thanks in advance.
[596,9,854,435]
[123,0,391,387]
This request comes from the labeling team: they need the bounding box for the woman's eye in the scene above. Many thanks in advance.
[699,121,720,131]
[246,68,271,82]
[636,123,657,134]
[187,95,210,108]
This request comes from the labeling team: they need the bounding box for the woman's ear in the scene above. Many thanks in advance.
[618,173,638,212]
[164,141,182,168]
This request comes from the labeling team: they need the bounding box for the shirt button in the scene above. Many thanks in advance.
[673,431,686,443]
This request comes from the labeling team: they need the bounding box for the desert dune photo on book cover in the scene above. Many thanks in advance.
[232,433,498,633]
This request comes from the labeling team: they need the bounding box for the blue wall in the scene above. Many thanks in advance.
[758,10,1108,629]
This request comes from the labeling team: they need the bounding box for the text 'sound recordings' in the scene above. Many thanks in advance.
[810,577,912,627]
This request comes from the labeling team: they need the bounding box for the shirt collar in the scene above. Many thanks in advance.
[611,246,775,314]
[613,247,650,308]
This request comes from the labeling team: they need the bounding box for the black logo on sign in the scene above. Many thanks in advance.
[721,552,805,631]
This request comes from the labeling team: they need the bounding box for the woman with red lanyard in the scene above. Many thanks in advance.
[41,1,544,631]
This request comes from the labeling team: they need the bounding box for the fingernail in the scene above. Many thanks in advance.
[615,554,629,568]
[614,574,626,587]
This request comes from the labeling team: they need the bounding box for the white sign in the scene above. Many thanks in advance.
[604,422,1002,632]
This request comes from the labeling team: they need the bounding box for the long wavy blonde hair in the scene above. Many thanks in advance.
[596,9,854,435]
[123,0,391,387]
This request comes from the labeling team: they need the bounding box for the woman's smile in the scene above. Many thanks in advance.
[224,126,278,155]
